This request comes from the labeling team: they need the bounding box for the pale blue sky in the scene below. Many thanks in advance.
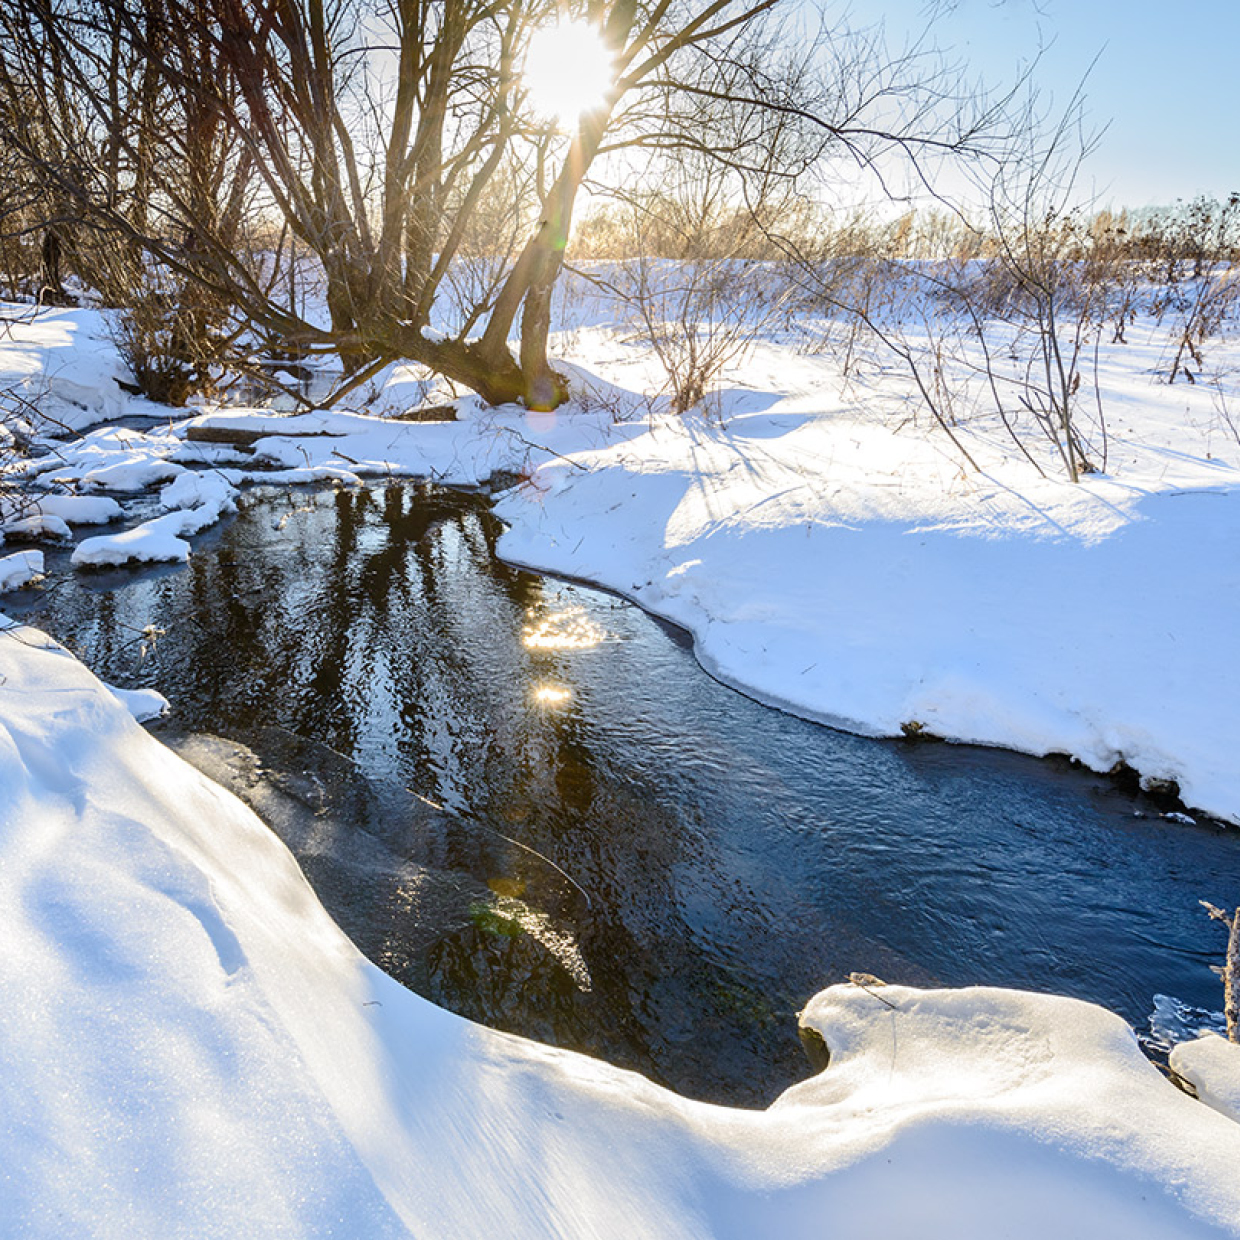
[873,0,1239,207]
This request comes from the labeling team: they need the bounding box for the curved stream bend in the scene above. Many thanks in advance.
[8,481,1237,1106]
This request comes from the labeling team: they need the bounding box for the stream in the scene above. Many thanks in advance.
[7,479,1238,1106]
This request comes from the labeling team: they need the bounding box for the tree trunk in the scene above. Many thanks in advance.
[40,228,65,303]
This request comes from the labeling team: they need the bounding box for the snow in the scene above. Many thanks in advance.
[3,286,1240,1232]
[75,456,187,492]
[182,405,596,485]
[71,474,238,568]
[5,295,1240,817]
[69,511,195,567]
[492,395,1240,821]
[0,550,42,591]
[31,425,188,493]
[0,512,71,540]
[1,621,1238,1238]
[0,303,135,430]
[1171,1034,1240,1124]
[104,681,171,723]
[8,492,123,526]
[157,467,238,515]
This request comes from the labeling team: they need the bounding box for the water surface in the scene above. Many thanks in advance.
[10,481,1237,1105]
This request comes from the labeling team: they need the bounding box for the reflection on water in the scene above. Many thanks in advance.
[11,481,1240,1106]
[523,606,606,650]
[532,683,573,706]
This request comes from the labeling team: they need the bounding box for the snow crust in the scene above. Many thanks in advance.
[1171,1034,1240,1124]
[1,623,1238,1238]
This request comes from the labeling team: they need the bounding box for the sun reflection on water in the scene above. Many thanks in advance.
[522,605,606,651]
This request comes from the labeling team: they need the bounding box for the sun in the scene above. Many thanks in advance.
[522,20,616,125]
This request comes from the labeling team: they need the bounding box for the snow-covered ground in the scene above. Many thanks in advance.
[3,294,1240,1234]
[5,292,1238,819]
[2,619,1240,1238]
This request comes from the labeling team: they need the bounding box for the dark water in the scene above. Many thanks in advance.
[9,482,1239,1106]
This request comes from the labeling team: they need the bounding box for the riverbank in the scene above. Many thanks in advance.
[4,299,1240,1234]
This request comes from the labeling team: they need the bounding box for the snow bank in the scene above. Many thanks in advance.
[0,550,42,592]
[0,305,135,431]
[70,511,195,567]
[181,404,619,486]
[0,622,1238,1238]
[1171,1034,1240,1124]
[494,383,1240,821]
[77,457,186,492]
[157,468,238,515]
[104,681,170,722]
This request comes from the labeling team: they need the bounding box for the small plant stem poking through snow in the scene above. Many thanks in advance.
[1201,901,1240,1042]
[848,971,899,1010]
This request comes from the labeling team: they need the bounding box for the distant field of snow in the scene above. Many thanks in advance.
[1,620,1238,1238]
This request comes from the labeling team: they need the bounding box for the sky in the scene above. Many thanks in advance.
[873,0,1240,209]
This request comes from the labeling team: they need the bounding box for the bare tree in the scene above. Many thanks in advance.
[0,0,1036,410]
[0,0,806,405]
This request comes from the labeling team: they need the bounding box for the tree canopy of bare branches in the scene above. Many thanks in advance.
[0,0,1033,408]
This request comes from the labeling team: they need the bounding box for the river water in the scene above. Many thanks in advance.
[9,480,1238,1105]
